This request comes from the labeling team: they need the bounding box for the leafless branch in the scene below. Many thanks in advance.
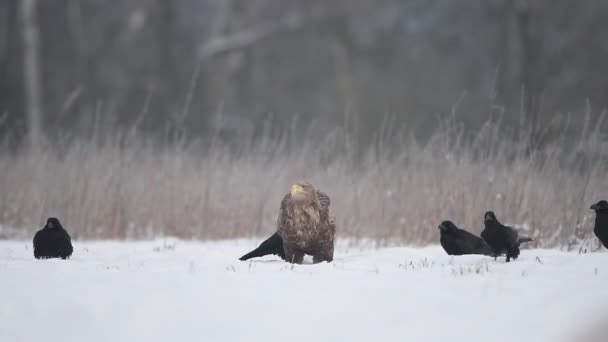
[198,13,305,60]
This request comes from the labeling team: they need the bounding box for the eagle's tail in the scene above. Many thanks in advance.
[239,232,285,261]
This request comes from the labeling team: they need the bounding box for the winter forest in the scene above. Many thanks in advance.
[3,1,608,138]
[2,0,607,244]
[1,2,608,340]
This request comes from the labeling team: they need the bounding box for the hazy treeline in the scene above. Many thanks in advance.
[2,0,608,144]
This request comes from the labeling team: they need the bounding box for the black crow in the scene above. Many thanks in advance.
[590,200,608,249]
[438,220,493,256]
[33,217,73,259]
[239,232,286,261]
[481,211,532,262]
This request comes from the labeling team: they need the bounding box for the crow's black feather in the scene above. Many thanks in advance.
[239,232,286,261]
[481,212,531,262]
[33,217,73,260]
[438,220,493,256]
[590,200,608,249]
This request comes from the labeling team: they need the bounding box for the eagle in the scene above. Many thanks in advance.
[239,182,335,264]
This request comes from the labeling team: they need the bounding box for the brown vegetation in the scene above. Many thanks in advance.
[0,116,605,248]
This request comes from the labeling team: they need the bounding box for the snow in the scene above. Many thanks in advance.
[0,240,606,342]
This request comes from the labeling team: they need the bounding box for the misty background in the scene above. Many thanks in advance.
[0,0,607,246]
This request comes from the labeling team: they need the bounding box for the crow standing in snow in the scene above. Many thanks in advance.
[590,200,608,249]
[239,232,286,261]
[481,211,532,262]
[438,220,493,256]
[33,217,73,259]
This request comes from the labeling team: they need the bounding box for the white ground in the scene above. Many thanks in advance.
[0,240,606,342]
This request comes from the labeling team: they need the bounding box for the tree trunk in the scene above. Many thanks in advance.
[20,0,43,149]
[515,0,541,144]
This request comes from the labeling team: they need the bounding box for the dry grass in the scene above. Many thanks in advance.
[0,115,606,248]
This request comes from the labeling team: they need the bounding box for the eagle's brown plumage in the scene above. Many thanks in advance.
[277,182,335,264]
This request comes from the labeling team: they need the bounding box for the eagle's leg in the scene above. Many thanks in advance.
[313,253,332,264]
[313,242,334,264]
[284,244,304,264]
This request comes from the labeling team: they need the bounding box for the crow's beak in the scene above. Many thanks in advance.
[438,224,447,231]
[591,204,599,210]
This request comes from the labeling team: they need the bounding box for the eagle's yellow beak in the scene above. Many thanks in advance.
[290,184,304,195]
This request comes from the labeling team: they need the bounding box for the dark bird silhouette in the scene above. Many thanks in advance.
[33,217,73,259]
[239,232,286,261]
[438,220,493,256]
[481,211,532,262]
[590,200,608,249]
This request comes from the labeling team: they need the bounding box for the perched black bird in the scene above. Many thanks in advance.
[438,220,493,256]
[33,217,73,259]
[481,211,532,262]
[239,232,286,261]
[590,200,608,249]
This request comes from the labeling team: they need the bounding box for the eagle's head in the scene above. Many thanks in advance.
[290,181,316,203]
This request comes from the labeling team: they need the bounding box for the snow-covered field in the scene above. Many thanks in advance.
[0,240,606,342]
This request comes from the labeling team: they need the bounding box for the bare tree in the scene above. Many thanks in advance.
[516,1,540,123]
[20,0,42,149]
